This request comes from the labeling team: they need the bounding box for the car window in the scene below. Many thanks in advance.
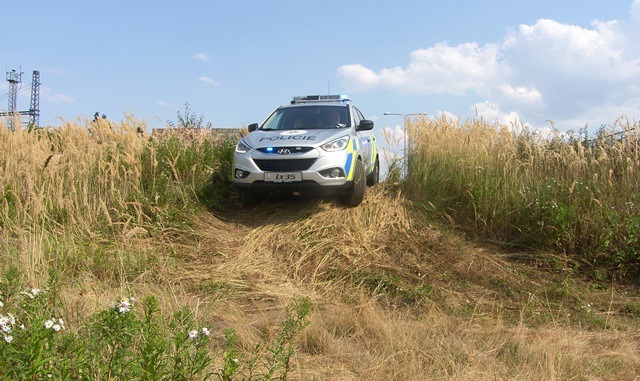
[261,110,284,130]
[353,107,363,127]
[261,105,350,130]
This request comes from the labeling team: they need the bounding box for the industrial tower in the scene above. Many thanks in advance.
[5,69,21,131]
[29,70,40,127]
[2,69,40,130]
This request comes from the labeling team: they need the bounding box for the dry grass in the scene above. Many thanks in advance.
[2,119,640,379]
[173,187,640,380]
[405,114,640,276]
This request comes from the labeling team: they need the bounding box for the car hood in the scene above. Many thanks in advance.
[244,129,348,148]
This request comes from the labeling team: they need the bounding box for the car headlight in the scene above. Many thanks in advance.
[235,139,252,153]
[321,136,350,152]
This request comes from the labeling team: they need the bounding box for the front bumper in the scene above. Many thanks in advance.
[233,148,354,194]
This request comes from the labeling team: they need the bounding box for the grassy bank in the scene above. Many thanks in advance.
[1,117,640,380]
[405,115,640,280]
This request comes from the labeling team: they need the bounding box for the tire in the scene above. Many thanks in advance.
[342,159,366,207]
[367,157,380,186]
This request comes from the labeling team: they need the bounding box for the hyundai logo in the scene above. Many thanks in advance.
[277,148,292,155]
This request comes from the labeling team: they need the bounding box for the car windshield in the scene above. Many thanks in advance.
[261,105,350,130]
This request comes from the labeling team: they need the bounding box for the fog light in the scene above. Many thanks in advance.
[319,167,345,178]
[235,169,245,179]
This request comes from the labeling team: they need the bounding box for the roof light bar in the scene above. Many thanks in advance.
[291,94,351,104]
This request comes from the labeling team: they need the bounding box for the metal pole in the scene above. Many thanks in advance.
[403,115,408,178]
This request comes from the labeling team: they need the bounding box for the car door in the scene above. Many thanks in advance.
[353,107,373,173]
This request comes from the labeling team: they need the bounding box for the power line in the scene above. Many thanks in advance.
[0,84,32,101]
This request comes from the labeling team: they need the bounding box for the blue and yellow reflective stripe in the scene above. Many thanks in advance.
[344,154,353,179]
[370,134,378,166]
[344,137,359,180]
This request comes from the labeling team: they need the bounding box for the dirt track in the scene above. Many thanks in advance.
[143,185,640,380]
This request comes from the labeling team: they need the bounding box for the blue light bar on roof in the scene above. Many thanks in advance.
[291,94,351,104]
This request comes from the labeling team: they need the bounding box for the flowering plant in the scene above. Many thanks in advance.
[1,267,311,380]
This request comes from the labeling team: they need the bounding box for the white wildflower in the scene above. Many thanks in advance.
[201,327,211,336]
[23,288,41,299]
[188,329,198,339]
[1,314,15,333]
[117,299,132,314]
[45,318,64,331]
[4,335,13,343]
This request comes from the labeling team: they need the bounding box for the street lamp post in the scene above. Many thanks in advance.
[383,112,426,178]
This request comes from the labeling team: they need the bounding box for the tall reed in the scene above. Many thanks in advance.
[406,115,640,278]
[0,118,233,285]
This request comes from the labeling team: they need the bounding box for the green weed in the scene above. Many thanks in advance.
[0,268,311,380]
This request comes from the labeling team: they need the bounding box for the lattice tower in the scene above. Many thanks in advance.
[28,70,40,127]
[6,69,22,131]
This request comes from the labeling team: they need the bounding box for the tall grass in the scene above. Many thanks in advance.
[0,117,233,284]
[406,115,640,278]
[0,118,320,379]
[3,116,640,379]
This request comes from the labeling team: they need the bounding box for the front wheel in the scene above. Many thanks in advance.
[341,159,366,207]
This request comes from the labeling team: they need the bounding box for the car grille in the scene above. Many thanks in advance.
[253,158,317,172]
[256,146,314,154]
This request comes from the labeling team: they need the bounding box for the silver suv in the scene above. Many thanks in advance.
[233,95,379,206]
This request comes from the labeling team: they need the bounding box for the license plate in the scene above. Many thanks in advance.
[264,172,301,182]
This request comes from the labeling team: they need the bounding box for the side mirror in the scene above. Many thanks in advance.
[248,123,259,132]
[356,120,374,131]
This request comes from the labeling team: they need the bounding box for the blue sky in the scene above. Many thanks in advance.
[3,0,640,136]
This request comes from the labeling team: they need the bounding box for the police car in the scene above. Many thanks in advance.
[233,95,379,206]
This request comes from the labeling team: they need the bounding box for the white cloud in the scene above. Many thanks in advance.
[337,64,379,91]
[42,87,75,104]
[193,52,210,62]
[471,101,524,127]
[379,124,405,179]
[156,101,175,109]
[198,76,218,86]
[382,124,405,147]
[494,84,543,105]
[632,0,640,19]
[338,1,640,131]
[339,42,501,95]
